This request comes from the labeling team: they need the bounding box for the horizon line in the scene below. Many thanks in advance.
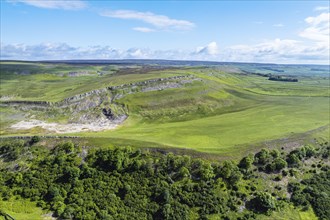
[1,59,329,66]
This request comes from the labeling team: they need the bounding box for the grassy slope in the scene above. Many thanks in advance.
[1,63,329,158]
[0,198,49,220]
[262,206,318,220]
[0,62,182,102]
[209,206,318,220]
[80,96,328,158]
[78,70,329,158]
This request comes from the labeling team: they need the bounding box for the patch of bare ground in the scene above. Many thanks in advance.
[10,118,124,133]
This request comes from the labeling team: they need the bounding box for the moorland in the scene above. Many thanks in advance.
[0,60,329,219]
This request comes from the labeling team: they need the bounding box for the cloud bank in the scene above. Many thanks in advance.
[1,39,328,64]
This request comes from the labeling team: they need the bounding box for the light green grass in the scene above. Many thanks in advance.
[239,75,329,97]
[258,206,317,220]
[207,205,317,220]
[78,96,329,158]
[0,62,183,102]
[1,63,329,158]
[0,198,48,220]
[0,72,181,102]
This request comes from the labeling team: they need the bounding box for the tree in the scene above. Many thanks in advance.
[30,136,41,145]
[303,145,316,158]
[239,154,254,171]
[254,149,270,165]
[199,163,215,181]
[218,161,242,186]
[218,161,236,179]
[178,167,191,179]
[270,149,280,158]
[273,158,287,171]
[287,153,300,166]
[228,170,242,186]
[248,192,277,214]
[162,204,173,219]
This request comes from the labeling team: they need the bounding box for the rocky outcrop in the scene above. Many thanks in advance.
[59,88,108,104]
[107,75,192,91]
[0,100,50,106]
[0,100,51,110]
[107,75,199,100]
[1,75,199,128]
[67,71,91,77]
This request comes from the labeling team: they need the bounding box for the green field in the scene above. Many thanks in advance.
[79,96,328,158]
[0,61,329,158]
[0,198,49,220]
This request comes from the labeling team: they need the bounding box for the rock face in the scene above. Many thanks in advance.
[1,75,199,130]
[60,88,108,104]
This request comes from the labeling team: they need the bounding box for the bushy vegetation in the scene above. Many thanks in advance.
[0,138,329,219]
[0,140,246,219]
[289,171,330,219]
[268,75,298,82]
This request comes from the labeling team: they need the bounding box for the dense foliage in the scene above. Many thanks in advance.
[268,75,298,82]
[290,171,330,219]
[0,140,249,219]
[0,138,329,219]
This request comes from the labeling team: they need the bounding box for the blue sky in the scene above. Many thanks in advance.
[1,0,329,64]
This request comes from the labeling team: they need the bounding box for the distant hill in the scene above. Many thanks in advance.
[2,59,329,77]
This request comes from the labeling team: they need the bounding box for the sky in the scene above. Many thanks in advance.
[0,0,329,64]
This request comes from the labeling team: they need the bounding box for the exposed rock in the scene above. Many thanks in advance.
[2,75,200,133]
[67,71,91,77]
[10,119,120,133]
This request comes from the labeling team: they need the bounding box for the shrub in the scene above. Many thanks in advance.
[247,192,277,214]
[30,136,41,145]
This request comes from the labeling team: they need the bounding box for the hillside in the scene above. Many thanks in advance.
[0,60,329,219]
[0,61,329,159]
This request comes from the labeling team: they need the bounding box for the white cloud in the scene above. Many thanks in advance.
[314,6,329,11]
[225,38,329,64]
[273,23,284,27]
[9,0,87,10]
[0,42,77,59]
[126,48,149,58]
[132,27,156,33]
[1,37,329,64]
[300,12,330,47]
[100,10,195,31]
[196,42,219,55]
